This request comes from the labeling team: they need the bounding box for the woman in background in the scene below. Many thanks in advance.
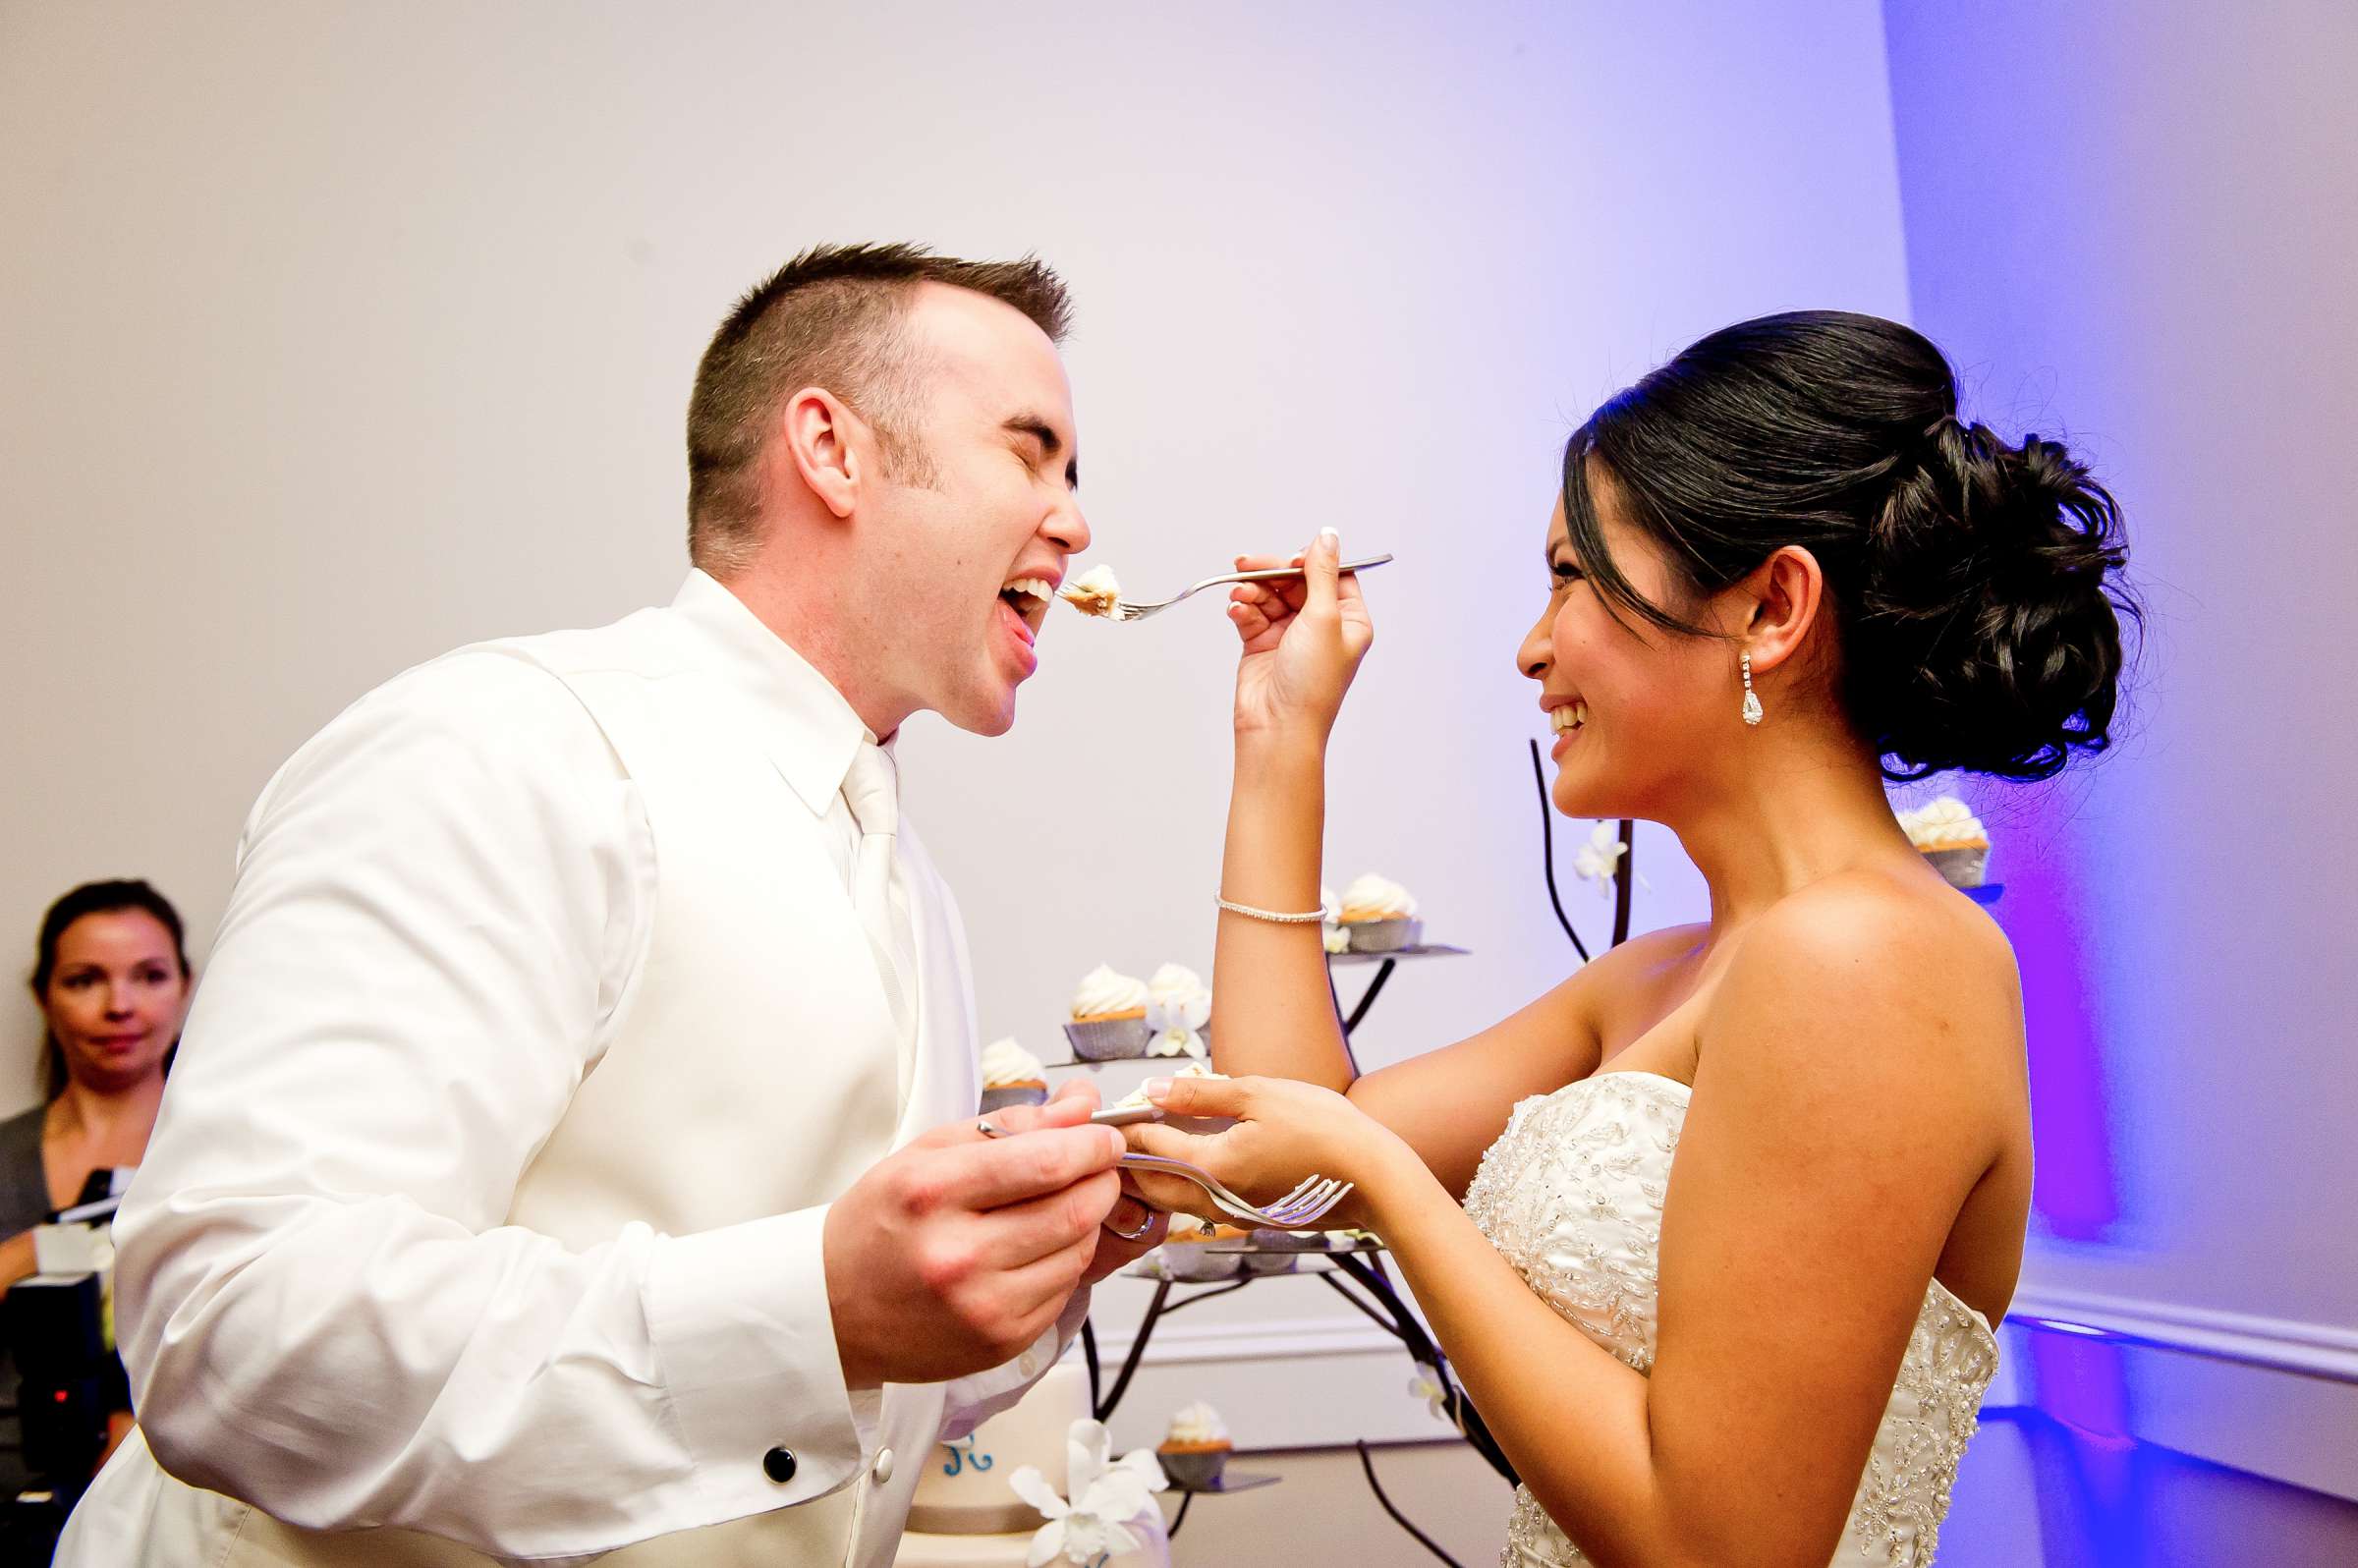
[1135,312,2135,1566]
[3,880,190,1274]
[3,879,190,1478]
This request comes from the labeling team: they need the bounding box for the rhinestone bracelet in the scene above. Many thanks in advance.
[1213,893,1337,925]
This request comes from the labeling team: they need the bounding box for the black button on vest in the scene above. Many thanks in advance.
[762,1446,798,1484]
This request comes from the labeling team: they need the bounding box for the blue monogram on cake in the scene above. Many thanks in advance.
[939,1434,997,1479]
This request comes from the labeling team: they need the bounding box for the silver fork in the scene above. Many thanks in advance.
[1118,1152,1353,1229]
[1100,553,1394,623]
[974,1120,1351,1228]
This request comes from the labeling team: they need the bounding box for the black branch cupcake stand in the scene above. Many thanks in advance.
[1039,744,1651,1562]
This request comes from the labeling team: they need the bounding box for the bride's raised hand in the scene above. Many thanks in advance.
[1228,528,1375,745]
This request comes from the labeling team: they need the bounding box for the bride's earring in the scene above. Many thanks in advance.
[1740,650,1764,727]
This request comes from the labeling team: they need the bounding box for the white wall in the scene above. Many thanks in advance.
[1883,0,2358,1524]
[1,0,1910,1448]
[1887,0,2358,1378]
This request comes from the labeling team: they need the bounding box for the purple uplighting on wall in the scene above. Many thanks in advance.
[1991,789,2119,1241]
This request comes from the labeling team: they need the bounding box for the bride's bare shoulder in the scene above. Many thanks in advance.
[1756,867,2015,981]
[1709,867,2024,1101]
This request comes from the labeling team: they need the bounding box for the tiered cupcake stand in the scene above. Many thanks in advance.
[1039,747,1639,1560]
[1051,928,1489,1537]
[1046,936,1498,1551]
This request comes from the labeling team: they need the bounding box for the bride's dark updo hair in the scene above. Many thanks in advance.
[1562,310,2136,782]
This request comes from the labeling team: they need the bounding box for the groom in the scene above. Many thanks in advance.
[59,245,1168,1567]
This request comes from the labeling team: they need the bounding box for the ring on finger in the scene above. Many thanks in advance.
[1104,1204,1157,1242]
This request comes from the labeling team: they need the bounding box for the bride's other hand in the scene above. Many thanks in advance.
[1229,528,1374,744]
[1121,1073,1415,1232]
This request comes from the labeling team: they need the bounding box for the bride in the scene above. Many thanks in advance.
[1125,311,2135,1567]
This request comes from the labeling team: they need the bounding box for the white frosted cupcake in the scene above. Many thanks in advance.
[1337,873,1422,952]
[1058,564,1122,618]
[978,1037,1049,1114]
[1897,796,1992,888]
[1156,1402,1233,1488]
[1064,965,1152,1059]
[1145,963,1211,1059]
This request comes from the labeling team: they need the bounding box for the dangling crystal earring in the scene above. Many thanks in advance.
[1740,649,1764,726]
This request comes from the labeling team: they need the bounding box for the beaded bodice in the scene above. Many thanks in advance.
[1461,1072,2000,1567]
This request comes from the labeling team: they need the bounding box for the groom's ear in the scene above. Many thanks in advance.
[1736,545,1826,677]
[767,386,869,522]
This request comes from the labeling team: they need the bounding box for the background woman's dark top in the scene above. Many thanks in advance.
[0,1107,50,1239]
[0,1104,51,1496]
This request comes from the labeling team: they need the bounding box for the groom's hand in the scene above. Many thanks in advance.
[987,1092,1167,1279]
[1082,1176,1170,1286]
[824,1083,1126,1387]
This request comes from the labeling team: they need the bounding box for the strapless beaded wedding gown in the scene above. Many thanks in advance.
[1461,1072,2000,1568]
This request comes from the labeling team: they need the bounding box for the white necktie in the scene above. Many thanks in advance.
[841,741,917,1096]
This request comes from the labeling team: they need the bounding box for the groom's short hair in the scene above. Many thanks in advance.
[686,243,1072,573]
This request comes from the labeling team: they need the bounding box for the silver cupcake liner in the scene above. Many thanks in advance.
[1924,845,1990,890]
[1157,1448,1230,1489]
[1160,1245,1245,1282]
[978,1084,1048,1114]
[1063,1016,1152,1060]
[1344,917,1423,953]
[1248,1227,1332,1252]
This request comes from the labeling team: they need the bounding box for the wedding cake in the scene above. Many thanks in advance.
[895,1362,1170,1568]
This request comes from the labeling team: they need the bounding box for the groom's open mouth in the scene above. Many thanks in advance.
[996,573,1059,650]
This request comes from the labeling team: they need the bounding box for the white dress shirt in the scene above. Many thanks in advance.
[67,571,1077,1565]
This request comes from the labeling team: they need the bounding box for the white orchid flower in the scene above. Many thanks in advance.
[1146,986,1211,1039]
[1147,1027,1207,1059]
[1010,1419,1167,1567]
[1408,1362,1457,1428]
[1571,821,1627,893]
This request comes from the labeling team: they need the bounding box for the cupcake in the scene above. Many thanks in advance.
[1337,873,1422,953]
[1058,564,1122,618]
[1159,1220,1252,1282]
[1111,1062,1235,1135]
[1064,965,1152,1059]
[1319,886,1351,955]
[1145,963,1212,1059]
[1897,796,1992,888]
[977,1037,1049,1115]
[1156,1402,1233,1489]
[1243,1226,1329,1275]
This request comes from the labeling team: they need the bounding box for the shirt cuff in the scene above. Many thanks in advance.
[644,1205,868,1515]
[936,1287,1093,1443]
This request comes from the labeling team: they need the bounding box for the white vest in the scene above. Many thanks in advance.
[71,607,984,1568]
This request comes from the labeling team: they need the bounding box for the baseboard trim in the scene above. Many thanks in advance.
[1087,1294,2358,1495]
[1095,1292,2358,1385]
[2007,1286,2358,1384]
